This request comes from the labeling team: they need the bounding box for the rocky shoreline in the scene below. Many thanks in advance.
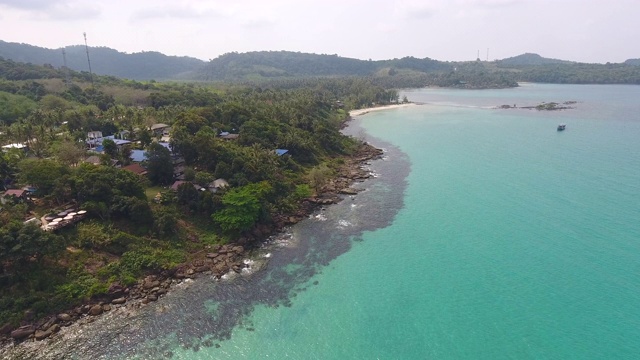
[0,140,384,348]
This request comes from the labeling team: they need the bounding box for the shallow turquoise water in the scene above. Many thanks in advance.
[18,84,638,360]
[165,84,640,359]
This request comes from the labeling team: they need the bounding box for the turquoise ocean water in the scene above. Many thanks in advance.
[7,84,639,359]
[203,84,640,359]
[194,84,640,359]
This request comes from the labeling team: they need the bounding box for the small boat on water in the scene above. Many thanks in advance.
[557,124,566,131]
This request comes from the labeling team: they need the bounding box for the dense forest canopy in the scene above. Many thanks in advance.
[0,56,403,330]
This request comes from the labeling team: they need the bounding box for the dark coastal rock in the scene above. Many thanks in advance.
[40,316,58,331]
[34,328,53,341]
[111,297,126,305]
[195,266,208,273]
[338,188,359,195]
[156,288,168,296]
[206,252,217,259]
[102,304,111,312]
[147,294,158,302]
[88,305,103,316]
[47,324,60,333]
[11,325,35,340]
[143,280,160,289]
[57,313,72,322]
[108,283,125,298]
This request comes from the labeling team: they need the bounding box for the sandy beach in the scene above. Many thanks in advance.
[349,103,417,117]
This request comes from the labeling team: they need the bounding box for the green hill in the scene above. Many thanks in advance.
[0,40,205,81]
[194,51,453,81]
[497,53,573,66]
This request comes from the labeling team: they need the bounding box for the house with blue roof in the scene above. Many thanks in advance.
[130,150,147,163]
[86,132,132,151]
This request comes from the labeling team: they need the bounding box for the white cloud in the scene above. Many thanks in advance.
[0,0,101,20]
[133,5,222,20]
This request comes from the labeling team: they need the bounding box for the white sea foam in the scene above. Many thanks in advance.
[313,213,327,221]
[220,272,238,281]
[337,219,352,228]
[243,258,255,266]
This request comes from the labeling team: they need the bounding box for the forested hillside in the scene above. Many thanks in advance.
[194,51,453,81]
[0,57,403,334]
[496,53,573,66]
[0,40,205,80]
[194,51,516,89]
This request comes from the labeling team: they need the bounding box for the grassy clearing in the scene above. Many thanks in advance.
[145,186,165,201]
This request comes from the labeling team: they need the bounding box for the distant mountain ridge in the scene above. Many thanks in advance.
[497,53,574,66]
[0,40,205,80]
[1,40,639,86]
[194,50,452,81]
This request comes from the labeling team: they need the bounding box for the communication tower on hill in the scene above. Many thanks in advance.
[61,48,72,86]
[83,32,94,86]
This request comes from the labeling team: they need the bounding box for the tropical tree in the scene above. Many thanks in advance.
[212,181,272,233]
[145,142,174,185]
[54,140,87,167]
[17,158,68,196]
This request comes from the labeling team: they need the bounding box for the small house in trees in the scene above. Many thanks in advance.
[84,155,119,167]
[130,150,147,163]
[116,130,131,140]
[150,124,171,136]
[158,142,173,154]
[208,178,229,193]
[86,133,132,150]
[122,163,148,176]
[87,131,102,141]
[84,155,102,165]
[170,181,203,191]
[1,189,26,204]
[219,131,239,140]
[2,143,28,152]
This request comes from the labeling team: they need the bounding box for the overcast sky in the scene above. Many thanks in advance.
[0,0,637,63]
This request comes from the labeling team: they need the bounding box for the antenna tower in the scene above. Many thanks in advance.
[83,32,94,86]
[61,49,72,86]
[476,49,480,61]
